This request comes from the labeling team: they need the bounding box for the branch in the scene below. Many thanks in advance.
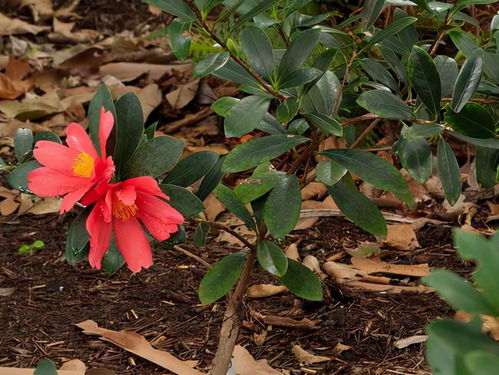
[349,118,382,149]
[192,219,256,251]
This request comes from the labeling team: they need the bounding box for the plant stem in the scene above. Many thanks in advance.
[209,249,257,375]
[341,113,379,127]
[349,118,382,149]
[193,219,255,250]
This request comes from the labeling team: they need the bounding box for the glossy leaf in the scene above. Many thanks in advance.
[7,161,41,192]
[198,252,246,304]
[276,98,300,124]
[88,85,116,155]
[393,136,432,183]
[240,25,274,78]
[34,359,57,375]
[194,52,230,77]
[280,259,323,301]
[465,352,499,375]
[163,151,219,187]
[448,132,499,149]
[364,15,417,49]
[278,28,321,79]
[222,135,308,173]
[160,184,205,217]
[434,55,459,98]
[65,207,91,265]
[323,149,414,205]
[287,118,309,135]
[14,128,33,160]
[437,138,462,206]
[214,184,255,229]
[316,159,347,186]
[225,95,270,137]
[33,131,61,144]
[402,123,443,138]
[475,147,499,188]
[361,58,398,92]
[143,0,197,21]
[328,181,387,238]
[197,156,225,201]
[304,113,343,136]
[114,93,144,176]
[168,19,192,60]
[361,0,386,30]
[102,238,125,275]
[193,222,211,247]
[357,90,413,120]
[122,136,185,178]
[233,0,281,29]
[213,59,260,86]
[303,71,341,116]
[451,50,483,113]
[263,175,301,239]
[279,67,322,89]
[408,46,441,118]
[445,103,496,139]
[257,240,288,277]
[233,163,281,203]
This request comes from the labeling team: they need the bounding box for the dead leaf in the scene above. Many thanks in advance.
[18,194,60,215]
[0,287,16,296]
[394,335,428,349]
[59,360,86,372]
[20,0,54,18]
[292,345,330,364]
[384,224,420,250]
[0,13,49,35]
[0,91,63,120]
[285,243,300,261]
[136,84,162,121]
[345,242,380,258]
[247,284,287,298]
[166,79,200,110]
[0,368,83,375]
[0,58,32,100]
[251,311,318,330]
[99,62,192,82]
[333,342,352,354]
[0,186,20,215]
[351,257,430,277]
[185,144,229,155]
[301,182,327,200]
[231,345,282,375]
[75,320,202,375]
[203,193,225,222]
[456,311,499,341]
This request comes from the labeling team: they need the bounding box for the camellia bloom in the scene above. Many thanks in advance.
[84,176,184,273]
[28,108,115,213]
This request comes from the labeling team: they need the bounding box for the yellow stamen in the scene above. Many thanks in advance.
[112,195,138,221]
[72,152,94,178]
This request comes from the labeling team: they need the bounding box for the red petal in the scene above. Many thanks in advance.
[113,217,153,273]
[33,141,82,175]
[124,176,168,199]
[136,192,184,224]
[138,211,179,241]
[86,202,112,270]
[65,123,98,159]
[99,108,114,158]
[115,184,136,205]
[60,187,88,213]
[28,167,91,197]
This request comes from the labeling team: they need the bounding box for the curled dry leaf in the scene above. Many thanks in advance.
[75,320,202,375]
[351,257,430,277]
[0,287,16,296]
[394,335,428,349]
[384,224,420,250]
[231,345,282,375]
[59,360,86,372]
[300,182,327,200]
[0,186,20,216]
[333,342,352,354]
[0,13,49,35]
[251,311,318,330]
[99,62,192,82]
[292,345,330,364]
[285,243,300,261]
[204,193,226,222]
[166,79,200,110]
[247,284,288,298]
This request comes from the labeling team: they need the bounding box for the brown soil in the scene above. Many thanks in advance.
[0,211,467,375]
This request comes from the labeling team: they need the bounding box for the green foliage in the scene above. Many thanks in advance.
[18,240,45,254]
[34,359,57,375]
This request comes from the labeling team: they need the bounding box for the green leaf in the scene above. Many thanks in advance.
[33,131,61,144]
[211,96,238,117]
[276,98,300,124]
[287,118,309,135]
[278,28,321,79]
[7,161,41,192]
[35,359,57,375]
[424,269,497,315]
[465,351,499,375]
[213,59,260,86]
[159,184,205,217]
[316,159,347,186]
[257,113,286,134]
[328,181,387,238]
[14,128,33,160]
[451,0,498,15]
[224,95,270,137]
[114,93,144,177]
[278,67,322,89]
[102,238,125,275]
[323,149,414,205]
[197,156,225,201]
[449,30,480,57]
[357,90,413,120]
[233,0,281,29]
[198,252,246,304]
[302,71,341,116]
[233,163,281,203]
[88,85,116,155]
[214,184,255,229]
[263,175,301,239]
[168,19,192,60]
[434,55,459,98]
[280,259,323,301]
[65,207,91,265]
[240,25,274,78]
[448,132,499,149]
[379,44,407,83]
[445,103,496,139]
[361,0,385,30]
[163,151,219,187]
[402,123,443,138]
[142,0,197,21]
[194,52,230,77]
[222,135,309,173]
[257,240,288,277]
[437,138,462,205]
[364,15,418,49]
[393,136,432,183]
[475,147,499,188]
[122,136,185,178]
[193,222,211,247]
[451,50,483,113]
[408,46,441,118]
[361,58,398,92]
[304,112,343,136]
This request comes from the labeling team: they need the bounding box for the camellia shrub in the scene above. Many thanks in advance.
[5,0,499,374]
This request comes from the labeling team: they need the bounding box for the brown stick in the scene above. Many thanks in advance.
[209,249,257,375]
[349,118,382,149]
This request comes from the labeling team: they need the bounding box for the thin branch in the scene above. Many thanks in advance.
[193,219,256,251]
[173,245,212,269]
[349,118,382,149]
[341,113,379,127]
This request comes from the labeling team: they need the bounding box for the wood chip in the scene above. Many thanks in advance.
[247,284,287,298]
[251,311,318,330]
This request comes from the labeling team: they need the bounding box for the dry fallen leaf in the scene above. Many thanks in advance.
[292,345,330,364]
[384,224,420,250]
[76,320,202,375]
[166,79,200,110]
[0,13,49,35]
[204,193,225,222]
[59,360,86,372]
[301,182,327,200]
[247,284,287,298]
[455,311,499,341]
[0,287,16,296]
[0,186,20,215]
[231,345,282,375]
[285,243,300,261]
[0,91,63,120]
[333,342,352,354]
[351,257,430,277]
[394,335,428,349]
[0,368,83,375]
[99,62,192,82]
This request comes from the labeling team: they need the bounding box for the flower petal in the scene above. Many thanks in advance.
[138,211,179,241]
[66,123,98,158]
[28,167,91,197]
[113,217,153,273]
[99,108,114,158]
[116,184,136,205]
[136,192,184,224]
[123,176,168,199]
[86,202,112,270]
[60,187,89,213]
[33,141,82,175]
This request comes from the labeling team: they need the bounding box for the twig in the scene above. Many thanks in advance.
[333,50,359,114]
[193,219,256,251]
[173,245,212,269]
[429,9,450,56]
[349,118,382,149]
[341,113,379,127]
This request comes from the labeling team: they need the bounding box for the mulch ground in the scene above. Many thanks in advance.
[0,211,467,375]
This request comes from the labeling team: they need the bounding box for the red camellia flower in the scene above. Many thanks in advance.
[28,108,115,213]
[83,176,184,273]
